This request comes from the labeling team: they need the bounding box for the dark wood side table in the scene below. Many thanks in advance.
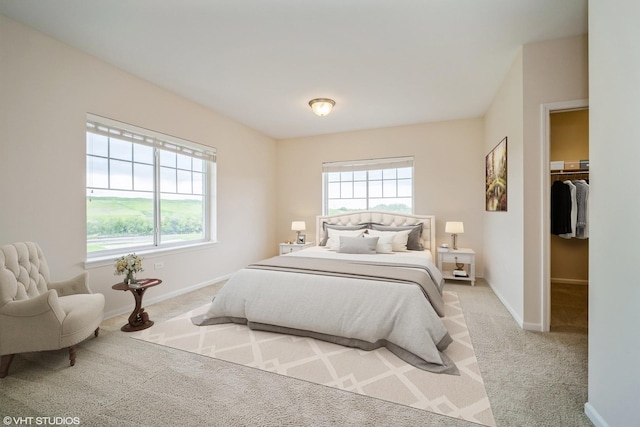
[112,279,162,332]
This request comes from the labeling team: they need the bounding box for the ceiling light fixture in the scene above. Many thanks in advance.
[308,98,335,117]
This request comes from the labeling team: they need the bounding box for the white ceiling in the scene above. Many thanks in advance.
[0,0,587,139]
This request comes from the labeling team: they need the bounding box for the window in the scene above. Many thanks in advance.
[86,115,216,257]
[322,157,414,215]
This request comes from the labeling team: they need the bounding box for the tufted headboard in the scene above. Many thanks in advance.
[316,211,436,255]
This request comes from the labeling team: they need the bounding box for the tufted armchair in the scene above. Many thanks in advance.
[0,242,105,378]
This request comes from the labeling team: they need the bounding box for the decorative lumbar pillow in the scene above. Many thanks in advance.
[319,223,368,246]
[367,229,411,252]
[338,236,379,254]
[371,223,423,250]
[327,228,366,250]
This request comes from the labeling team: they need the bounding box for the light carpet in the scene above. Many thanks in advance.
[131,291,495,426]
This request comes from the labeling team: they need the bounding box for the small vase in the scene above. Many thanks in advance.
[124,271,137,285]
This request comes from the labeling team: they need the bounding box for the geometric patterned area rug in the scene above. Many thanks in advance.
[131,291,495,426]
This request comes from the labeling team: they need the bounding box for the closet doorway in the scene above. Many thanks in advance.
[548,107,589,333]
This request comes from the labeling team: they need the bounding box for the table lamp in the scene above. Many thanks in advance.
[445,221,464,250]
[291,221,306,242]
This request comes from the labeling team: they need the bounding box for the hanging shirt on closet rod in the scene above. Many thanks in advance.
[573,180,589,239]
[559,180,577,239]
[551,180,572,235]
[550,172,590,239]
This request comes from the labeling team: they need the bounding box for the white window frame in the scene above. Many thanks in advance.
[86,114,216,262]
[322,156,414,215]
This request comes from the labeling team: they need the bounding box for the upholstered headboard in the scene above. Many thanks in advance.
[316,211,436,255]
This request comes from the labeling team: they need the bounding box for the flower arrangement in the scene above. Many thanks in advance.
[114,253,144,285]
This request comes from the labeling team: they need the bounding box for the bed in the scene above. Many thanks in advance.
[192,211,457,374]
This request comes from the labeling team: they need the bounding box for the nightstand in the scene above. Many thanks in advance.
[437,247,476,286]
[279,242,314,254]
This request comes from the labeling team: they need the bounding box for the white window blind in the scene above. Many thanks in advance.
[322,156,413,173]
[86,114,216,163]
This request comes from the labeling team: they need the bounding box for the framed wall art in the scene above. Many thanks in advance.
[485,136,507,211]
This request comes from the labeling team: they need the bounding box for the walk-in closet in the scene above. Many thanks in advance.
[549,109,589,333]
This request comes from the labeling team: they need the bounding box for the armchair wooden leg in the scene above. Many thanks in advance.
[1,354,15,379]
[68,346,77,367]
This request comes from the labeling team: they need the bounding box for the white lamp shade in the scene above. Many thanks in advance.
[309,98,335,117]
[445,221,464,234]
[291,221,306,231]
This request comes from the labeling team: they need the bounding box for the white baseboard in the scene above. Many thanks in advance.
[104,273,232,320]
[585,402,610,427]
[484,277,525,329]
[522,321,543,331]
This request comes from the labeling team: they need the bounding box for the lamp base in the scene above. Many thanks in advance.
[451,234,458,250]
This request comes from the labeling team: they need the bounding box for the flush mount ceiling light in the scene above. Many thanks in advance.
[308,98,335,117]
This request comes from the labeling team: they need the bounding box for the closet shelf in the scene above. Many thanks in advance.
[550,159,589,173]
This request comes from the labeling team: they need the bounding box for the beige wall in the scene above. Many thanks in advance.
[587,1,640,425]
[483,49,525,323]
[0,15,278,317]
[522,35,589,329]
[482,35,589,329]
[550,109,589,162]
[276,119,486,274]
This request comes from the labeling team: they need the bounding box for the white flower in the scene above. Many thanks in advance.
[114,253,144,276]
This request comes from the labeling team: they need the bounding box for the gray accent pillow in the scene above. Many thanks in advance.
[319,223,369,246]
[338,236,379,254]
[371,223,424,250]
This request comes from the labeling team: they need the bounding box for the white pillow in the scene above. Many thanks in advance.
[327,228,366,250]
[367,229,411,251]
[372,232,394,253]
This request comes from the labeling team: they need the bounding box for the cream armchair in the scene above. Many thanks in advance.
[0,242,104,378]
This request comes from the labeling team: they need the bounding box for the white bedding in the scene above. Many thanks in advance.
[193,246,456,374]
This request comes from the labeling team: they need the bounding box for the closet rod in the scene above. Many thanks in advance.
[550,170,589,176]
